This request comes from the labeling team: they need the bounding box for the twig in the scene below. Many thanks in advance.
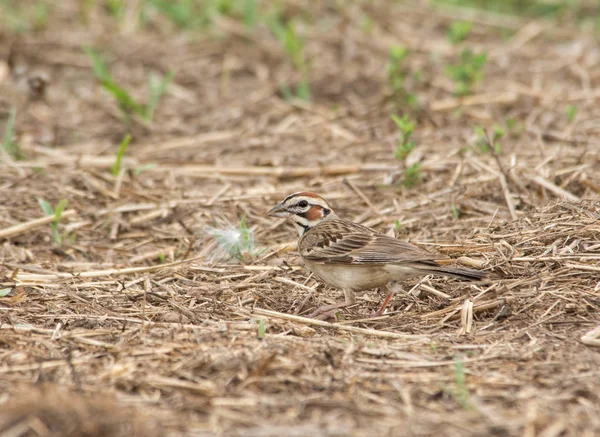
[420,284,451,300]
[565,263,600,273]
[430,92,518,112]
[8,254,209,283]
[251,308,429,340]
[458,299,474,335]
[344,178,380,215]
[581,326,600,347]
[0,210,77,239]
[422,297,514,320]
[529,175,580,202]
[498,173,518,220]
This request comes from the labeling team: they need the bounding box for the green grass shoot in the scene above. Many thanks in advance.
[474,125,503,154]
[257,318,266,339]
[147,71,174,120]
[270,16,310,101]
[134,162,158,175]
[394,219,403,231]
[391,114,416,161]
[445,49,487,96]
[2,106,22,160]
[403,163,423,188]
[243,0,257,28]
[452,355,471,410]
[447,21,472,44]
[451,203,460,219]
[111,133,132,176]
[105,0,125,18]
[434,0,570,19]
[84,47,172,124]
[391,114,422,188]
[145,0,200,28]
[0,0,50,32]
[386,45,417,108]
[565,105,577,123]
[38,198,68,246]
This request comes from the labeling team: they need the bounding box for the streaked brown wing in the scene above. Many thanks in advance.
[299,219,446,265]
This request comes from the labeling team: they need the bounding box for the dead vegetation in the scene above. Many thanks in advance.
[1,1,599,436]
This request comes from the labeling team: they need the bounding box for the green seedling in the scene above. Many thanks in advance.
[84,47,172,124]
[144,0,200,28]
[0,288,11,297]
[257,318,266,339]
[474,125,503,154]
[1,0,50,32]
[447,21,472,44]
[386,45,417,108]
[360,15,374,34]
[147,71,174,121]
[38,198,69,246]
[404,163,423,188]
[452,355,471,410]
[394,219,403,231]
[243,0,257,28]
[105,0,124,17]
[392,114,416,160]
[451,203,459,219]
[433,0,567,19]
[111,133,132,176]
[392,114,422,188]
[565,104,577,123]
[270,16,310,101]
[2,106,23,160]
[32,1,50,30]
[503,117,525,137]
[505,117,517,131]
[429,341,439,353]
[145,0,258,29]
[85,47,145,122]
[445,49,487,96]
[134,162,158,175]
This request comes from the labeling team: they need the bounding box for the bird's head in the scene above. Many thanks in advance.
[268,192,337,235]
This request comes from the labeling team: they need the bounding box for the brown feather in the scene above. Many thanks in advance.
[305,205,323,222]
[299,219,448,266]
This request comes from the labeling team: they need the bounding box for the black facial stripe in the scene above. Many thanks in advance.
[283,193,300,203]
[322,208,330,216]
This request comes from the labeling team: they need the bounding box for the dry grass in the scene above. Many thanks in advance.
[1,1,600,436]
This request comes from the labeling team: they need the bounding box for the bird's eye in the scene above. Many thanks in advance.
[298,200,309,208]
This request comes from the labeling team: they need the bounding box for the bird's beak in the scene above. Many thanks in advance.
[268,202,290,218]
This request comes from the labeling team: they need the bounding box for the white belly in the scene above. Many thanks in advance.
[304,261,420,291]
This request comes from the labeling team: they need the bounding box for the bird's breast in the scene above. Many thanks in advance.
[303,260,394,291]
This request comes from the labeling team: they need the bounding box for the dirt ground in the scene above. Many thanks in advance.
[1,1,600,436]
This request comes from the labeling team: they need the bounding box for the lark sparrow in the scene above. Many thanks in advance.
[268,192,486,318]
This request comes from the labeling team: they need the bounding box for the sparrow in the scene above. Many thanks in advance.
[268,191,486,318]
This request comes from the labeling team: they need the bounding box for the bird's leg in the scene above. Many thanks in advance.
[373,292,394,317]
[308,289,356,320]
[372,282,404,317]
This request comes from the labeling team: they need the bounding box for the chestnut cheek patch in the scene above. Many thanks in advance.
[305,206,323,221]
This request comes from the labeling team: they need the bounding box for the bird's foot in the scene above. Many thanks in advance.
[308,303,349,320]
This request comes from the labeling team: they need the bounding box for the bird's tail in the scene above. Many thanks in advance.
[420,265,487,281]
